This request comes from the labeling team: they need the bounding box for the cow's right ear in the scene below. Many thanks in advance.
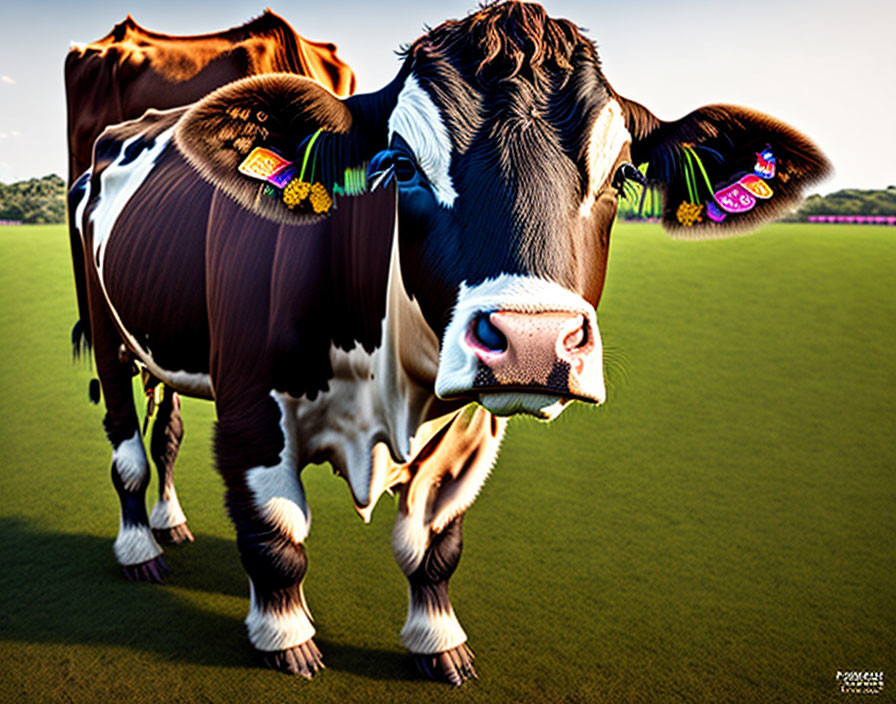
[175,73,386,224]
[618,97,831,238]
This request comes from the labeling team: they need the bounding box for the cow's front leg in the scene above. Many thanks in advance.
[392,406,507,685]
[217,395,323,678]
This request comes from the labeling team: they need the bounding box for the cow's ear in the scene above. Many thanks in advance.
[619,98,831,237]
[174,73,383,225]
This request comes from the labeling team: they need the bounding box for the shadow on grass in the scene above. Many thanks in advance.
[0,516,417,682]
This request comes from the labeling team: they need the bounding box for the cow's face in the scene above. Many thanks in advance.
[377,15,627,419]
[175,2,829,419]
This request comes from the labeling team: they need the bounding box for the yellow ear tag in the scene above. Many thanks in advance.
[238,147,292,181]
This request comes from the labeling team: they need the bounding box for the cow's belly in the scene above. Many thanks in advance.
[99,147,215,398]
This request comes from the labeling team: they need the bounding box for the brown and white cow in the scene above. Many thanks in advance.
[68,1,829,686]
[65,12,355,543]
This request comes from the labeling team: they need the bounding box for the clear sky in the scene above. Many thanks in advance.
[0,0,893,194]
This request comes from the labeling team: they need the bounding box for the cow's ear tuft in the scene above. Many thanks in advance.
[619,98,832,238]
[174,73,367,224]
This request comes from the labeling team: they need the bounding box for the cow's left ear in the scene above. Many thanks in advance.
[175,73,390,225]
[619,98,831,237]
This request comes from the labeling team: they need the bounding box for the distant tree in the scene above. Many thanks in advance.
[0,174,66,224]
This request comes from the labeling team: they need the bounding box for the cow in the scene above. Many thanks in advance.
[65,12,355,541]
[68,1,829,686]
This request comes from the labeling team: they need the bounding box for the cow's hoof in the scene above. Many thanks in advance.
[262,639,325,679]
[122,555,169,584]
[414,643,478,686]
[152,522,194,544]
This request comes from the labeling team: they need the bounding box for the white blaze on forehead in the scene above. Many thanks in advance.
[580,99,631,217]
[388,75,458,207]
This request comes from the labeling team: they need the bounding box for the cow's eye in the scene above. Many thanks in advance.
[611,162,646,197]
[368,149,421,190]
[393,154,418,183]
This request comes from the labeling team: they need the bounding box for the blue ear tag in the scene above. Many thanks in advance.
[267,164,297,189]
[754,147,776,179]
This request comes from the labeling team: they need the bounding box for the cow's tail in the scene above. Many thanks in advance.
[68,171,92,361]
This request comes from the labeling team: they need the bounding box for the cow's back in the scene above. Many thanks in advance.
[65,11,355,186]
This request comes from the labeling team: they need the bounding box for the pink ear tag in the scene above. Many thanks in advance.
[238,147,292,181]
[706,201,727,222]
[738,173,774,199]
[714,182,757,214]
[754,148,776,179]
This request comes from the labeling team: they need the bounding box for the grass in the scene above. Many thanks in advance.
[0,222,893,703]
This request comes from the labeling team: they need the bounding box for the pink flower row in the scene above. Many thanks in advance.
[808,215,896,225]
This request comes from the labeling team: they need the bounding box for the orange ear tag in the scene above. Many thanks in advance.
[238,147,292,181]
[738,173,774,199]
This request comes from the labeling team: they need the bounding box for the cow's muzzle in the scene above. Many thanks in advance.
[436,293,606,420]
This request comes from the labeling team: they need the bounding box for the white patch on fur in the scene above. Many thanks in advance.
[388,75,458,207]
[283,231,440,513]
[579,99,631,217]
[149,489,188,530]
[91,127,174,270]
[113,431,149,492]
[435,273,602,403]
[245,400,310,545]
[392,409,507,576]
[479,392,567,421]
[246,580,315,652]
[391,511,430,579]
[114,522,162,566]
[401,595,467,654]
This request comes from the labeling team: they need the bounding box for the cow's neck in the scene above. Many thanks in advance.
[282,228,443,516]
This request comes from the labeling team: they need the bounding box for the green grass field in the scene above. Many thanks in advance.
[1,223,893,703]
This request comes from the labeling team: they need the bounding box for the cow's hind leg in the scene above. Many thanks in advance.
[392,406,507,686]
[86,264,168,582]
[148,388,193,544]
[218,395,323,678]
[98,357,168,582]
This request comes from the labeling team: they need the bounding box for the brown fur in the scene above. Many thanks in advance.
[406,1,594,85]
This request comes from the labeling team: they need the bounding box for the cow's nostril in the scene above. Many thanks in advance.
[471,313,508,353]
[563,316,589,351]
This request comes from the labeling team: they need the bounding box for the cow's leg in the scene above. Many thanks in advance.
[392,406,507,686]
[217,394,323,678]
[148,388,194,544]
[90,312,167,582]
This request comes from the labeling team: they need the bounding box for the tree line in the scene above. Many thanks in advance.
[782,186,896,221]
[0,174,66,224]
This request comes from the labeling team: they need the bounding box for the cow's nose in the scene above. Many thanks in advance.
[470,313,508,353]
[465,310,603,403]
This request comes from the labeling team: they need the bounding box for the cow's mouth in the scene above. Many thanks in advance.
[476,390,570,420]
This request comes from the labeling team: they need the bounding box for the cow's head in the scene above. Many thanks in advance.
[176,1,829,420]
